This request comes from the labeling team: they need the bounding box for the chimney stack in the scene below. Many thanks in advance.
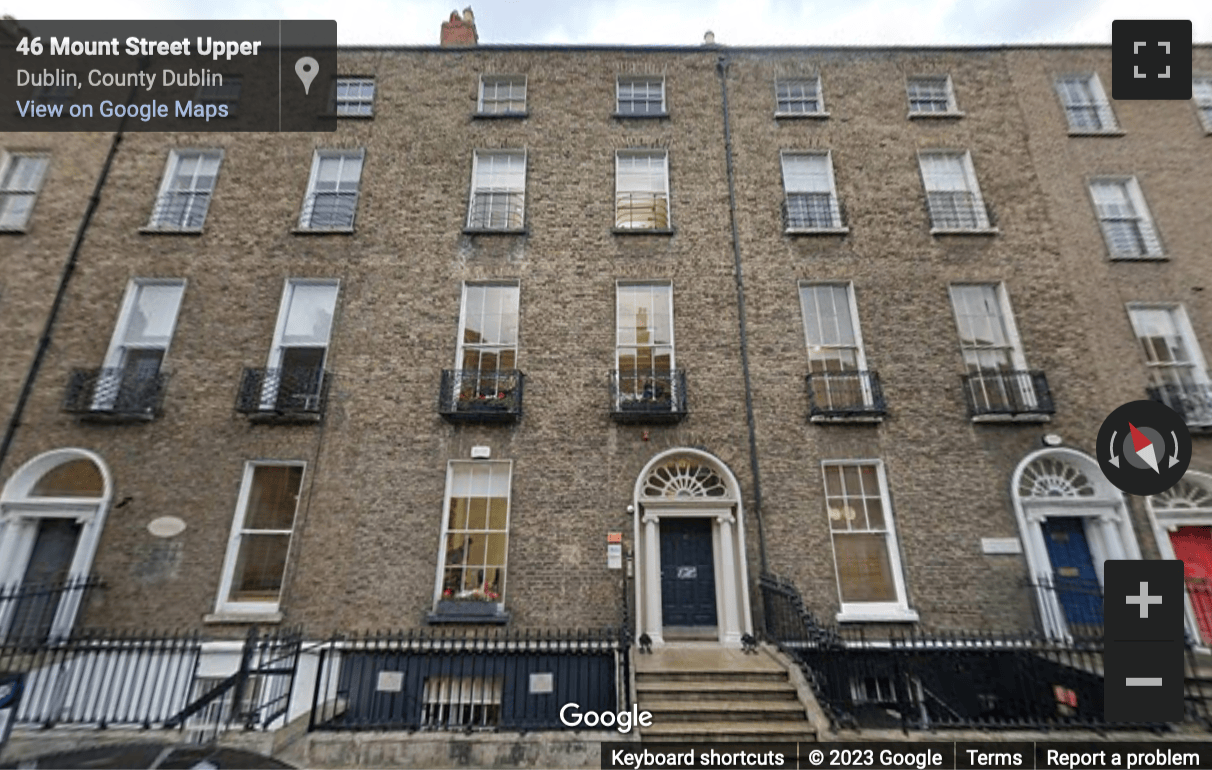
[441,7,478,47]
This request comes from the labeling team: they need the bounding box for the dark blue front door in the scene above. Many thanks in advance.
[660,518,717,627]
[1042,517,1104,628]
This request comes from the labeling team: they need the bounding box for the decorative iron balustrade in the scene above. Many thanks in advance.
[1024,574,1104,642]
[806,370,886,420]
[301,191,358,230]
[610,369,687,424]
[236,367,332,422]
[614,192,669,230]
[0,624,300,736]
[0,576,102,647]
[64,367,168,421]
[1148,382,1212,430]
[308,627,627,732]
[784,194,846,231]
[759,573,1207,732]
[439,369,524,423]
[149,191,211,230]
[467,191,524,230]
[927,191,993,230]
[961,370,1054,419]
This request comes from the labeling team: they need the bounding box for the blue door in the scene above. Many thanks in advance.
[1042,517,1103,629]
[659,518,717,627]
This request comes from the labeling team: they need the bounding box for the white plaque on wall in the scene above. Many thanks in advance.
[607,543,623,570]
[376,671,404,692]
[981,537,1023,555]
[529,673,553,694]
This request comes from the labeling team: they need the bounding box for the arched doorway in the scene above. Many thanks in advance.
[0,449,112,641]
[1011,448,1139,638]
[1146,471,1212,646]
[633,449,752,647]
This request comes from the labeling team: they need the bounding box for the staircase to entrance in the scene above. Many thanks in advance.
[635,646,817,743]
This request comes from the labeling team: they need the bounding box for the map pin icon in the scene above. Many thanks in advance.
[295,56,319,95]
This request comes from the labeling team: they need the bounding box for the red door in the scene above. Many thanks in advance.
[1169,526,1212,644]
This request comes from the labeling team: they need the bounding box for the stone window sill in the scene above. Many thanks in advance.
[836,608,920,624]
[930,227,999,236]
[908,111,965,119]
[203,611,284,625]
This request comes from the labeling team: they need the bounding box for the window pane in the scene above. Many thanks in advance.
[282,283,338,346]
[834,533,897,602]
[123,283,185,345]
[920,154,968,192]
[782,154,831,193]
[30,459,104,497]
[228,533,290,601]
[244,465,303,531]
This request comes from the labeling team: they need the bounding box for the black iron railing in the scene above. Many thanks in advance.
[149,191,212,230]
[64,368,168,421]
[961,370,1054,419]
[610,369,687,424]
[759,573,1206,731]
[467,191,524,230]
[1148,382,1212,430]
[236,367,332,422]
[614,192,669,230]
[0,576,102,647]
[1024,574,1103,642]
[439,369,524,423]
[927,191,993,230]
[0,624,300,736]
[784,194,846,231]
[301,191,358,230]
[807,370,886,420]
[308,628,625,732]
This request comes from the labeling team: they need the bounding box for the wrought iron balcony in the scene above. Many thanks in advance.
[64,367,168,421]
[783,194,847,232]
[610,369,687,424]
[466,191,525,231]
[614,192,670,230]
[439,369,524,423]
[961,370,1054,421]
[236,367,332,423]
[926,191,995,232]
[1147,382,1212,431]
[806,370,886,422]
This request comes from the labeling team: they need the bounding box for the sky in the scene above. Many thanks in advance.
[2,0,1209,47]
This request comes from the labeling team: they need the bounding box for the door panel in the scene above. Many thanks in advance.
[1042,517,1103,629]
[8,518,82,644]
[659,518,717,627]
[1169,526,1212,644]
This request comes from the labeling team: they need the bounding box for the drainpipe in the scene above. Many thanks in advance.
[716,54,769,575]
[0,73,141,474]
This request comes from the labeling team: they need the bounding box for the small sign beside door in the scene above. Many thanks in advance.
[676,566,697,580]
[607,543,622,570]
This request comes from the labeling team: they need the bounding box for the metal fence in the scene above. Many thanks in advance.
[961,370,1055,418]
[0,577,103,647]
[309,628,627,732]
[439,369,524,423]
[759,573,1206,732]
[0,625,300,738]
[64,367,168,421]
[610,369,687,423]
[236,367,332,421]
[806,370,886,419]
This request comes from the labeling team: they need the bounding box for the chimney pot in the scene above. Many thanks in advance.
[441,6,478,46]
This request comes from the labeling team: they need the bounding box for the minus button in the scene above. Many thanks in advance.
[1126,677,1163,686]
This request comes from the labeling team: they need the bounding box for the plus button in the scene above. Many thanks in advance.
[1126,581,1163,619]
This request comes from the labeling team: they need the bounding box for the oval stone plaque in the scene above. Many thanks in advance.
[147,516,186,538]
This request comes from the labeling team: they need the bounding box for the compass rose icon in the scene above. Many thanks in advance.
[1098,400,1191,496]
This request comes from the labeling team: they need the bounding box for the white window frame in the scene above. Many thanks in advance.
[334,76,375,116]
[298,149,365,231]
[1127,302,1212,425]
[1088,177,1164,259]
[948,283,1037,414]
[1055,73,1119,134]
[478,75,527,115]
[906,74,961,116]
[433,460,513,610]
[1194,76,1212,133]
[0,152,50,232]
[918,150,994,233]
[261,279,339,410]
[214,462,305,617]
[94,279,186,411]
[454,282,521,404]
[616,75,666,116]
[466,150,526,231]
[822,460,918,623]
[615,150,670,230]
[146,149,223,231]
[614,280,676,408]
[774,76,827,117]
[781,151,845,232]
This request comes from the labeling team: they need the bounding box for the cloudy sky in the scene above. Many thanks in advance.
[3,0,1209,46]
